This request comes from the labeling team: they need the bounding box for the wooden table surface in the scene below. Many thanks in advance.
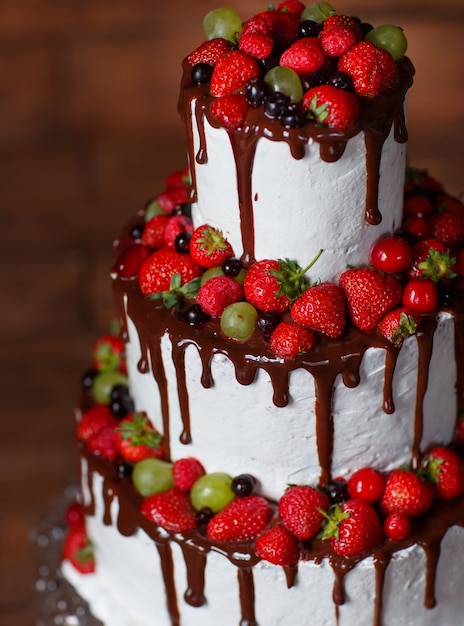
[0,1,462,624]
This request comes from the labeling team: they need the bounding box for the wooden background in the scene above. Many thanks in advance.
[0,1,463,623]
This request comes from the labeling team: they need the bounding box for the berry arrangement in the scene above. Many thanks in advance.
[74,349,464,572]
[112,163,464,358]
[183,2,409,131]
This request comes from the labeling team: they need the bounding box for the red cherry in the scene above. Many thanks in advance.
[402,216,431,240]
[402,279,438,314]
[384,511,411,541]
[371,236,412,274]
[347,467,385,503]
[403,195,433,218]
[64,502,85,528]
[113,243,151,278]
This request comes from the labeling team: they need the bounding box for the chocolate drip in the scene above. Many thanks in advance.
[171,342,192,444]
[283,564,298,589]
[238,567,258,626]
[157,543,181,626]
[412,317,437,469]
[364,127,389,225]
[314,369,337,486]
[102,477,114,526]
[383,345,401,415]
[373,549,391,626]
[181,543,207,607]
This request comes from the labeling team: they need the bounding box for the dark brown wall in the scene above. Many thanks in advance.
[0,2,463,623]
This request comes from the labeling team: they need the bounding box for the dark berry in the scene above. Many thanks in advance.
[113,243,151,278]
[280,102,307,128]
[359,22,374,38]
[129,223,145,241]
[259,43,284,72]
[109,385,135,419]
[174,231,192,254]
[321,479,349,504]
[327,71,354,92]
[302,69,330,91]
[245,77,269,107]
[191,62,214,84]
[171,203,192,219]
[81,369,98,391]
[222,257,242,277]
[182,304,211,327]
[297,20,323,38]
[438,282,454,307]
[257,311,281,336]
[231,474,256,497]
[118,462,133,478]
[196,507,214,525]
[264,92,290,119]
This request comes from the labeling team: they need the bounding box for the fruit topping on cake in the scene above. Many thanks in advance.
[62,525,96,575]
[114,412,164,463]
[278,484,330,539]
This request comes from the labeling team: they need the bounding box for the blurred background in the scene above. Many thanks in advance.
[0,0,462,623]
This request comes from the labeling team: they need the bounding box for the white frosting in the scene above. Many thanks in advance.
[125,311,457,502]
[63,469,464,626]
[190,112,405,283]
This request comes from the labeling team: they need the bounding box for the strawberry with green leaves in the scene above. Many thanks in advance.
[115,412,164,464]
[190,224,234,268]
[378,307,420,346]
[76,405,118,442]
[381,468,435,517]
[319,499,384,557]
[141,488,198,533]
[255,524,299,566]
[278,485,330,540]
[421,447,464,500]
[339,267,402,332]
[63,526,96,574]
[139,247,202,299]
[207,495,272,541]
[92,334,126,373]
[407,238,455,281]
[290,281,346,339]
[303,85,360,131]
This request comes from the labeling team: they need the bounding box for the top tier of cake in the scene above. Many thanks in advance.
[178,5,414,282]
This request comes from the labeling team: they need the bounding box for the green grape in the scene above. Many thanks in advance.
[92,371,129,404]
[365,25,408,61]
[234,267,247,286]
[190,472,235,512]
[132,459,174,497]
[200,265,224,286]
[220,302,258,342]
[264,67,304,103]
[145,199,164,221]
[203,7,243,43]
[301,2,336,23]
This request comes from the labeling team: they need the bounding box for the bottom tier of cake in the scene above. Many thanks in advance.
[62,454,464,626]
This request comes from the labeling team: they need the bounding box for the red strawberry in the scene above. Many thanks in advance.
[320,15,361,57]
[290,282,346,339]
[339,268,402,332]
[428,211,464,248]
[87,424,119,461]
[157,185,190,213]
[92,334,126,373]
[269,321,317,359]
[141,488,198,533]
[381,468,435,517]
[207,495,272,541]
[211,94,249,129]
[279,38,325,76]
[76,405,117,442]
[190,224,234,268]
[114,412,164,463]
[139,247,202,296]
[268,10,299,47]
[113,243,152,279]
[303,85,360,131]
[165,166,190,189]
[278,485,330,540]
[172,457,206,493]
[196,275,243,317]
[378,307,420,346]
[421,447,464,500]
[62,526,95,574]
[64,502,85,528]
[433,192,464,216]
[239,32,275,60]
[319,499,384,557]
[244,259,291,313]
[241,13,273,38]
[406,238,451,281]
[338,41,399,97]
[210,50,260,97]
[140,214,170,249]
[164,215,193,249]
[187,38,232,67]
[255,524,299,566]
[276,0,305,18]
